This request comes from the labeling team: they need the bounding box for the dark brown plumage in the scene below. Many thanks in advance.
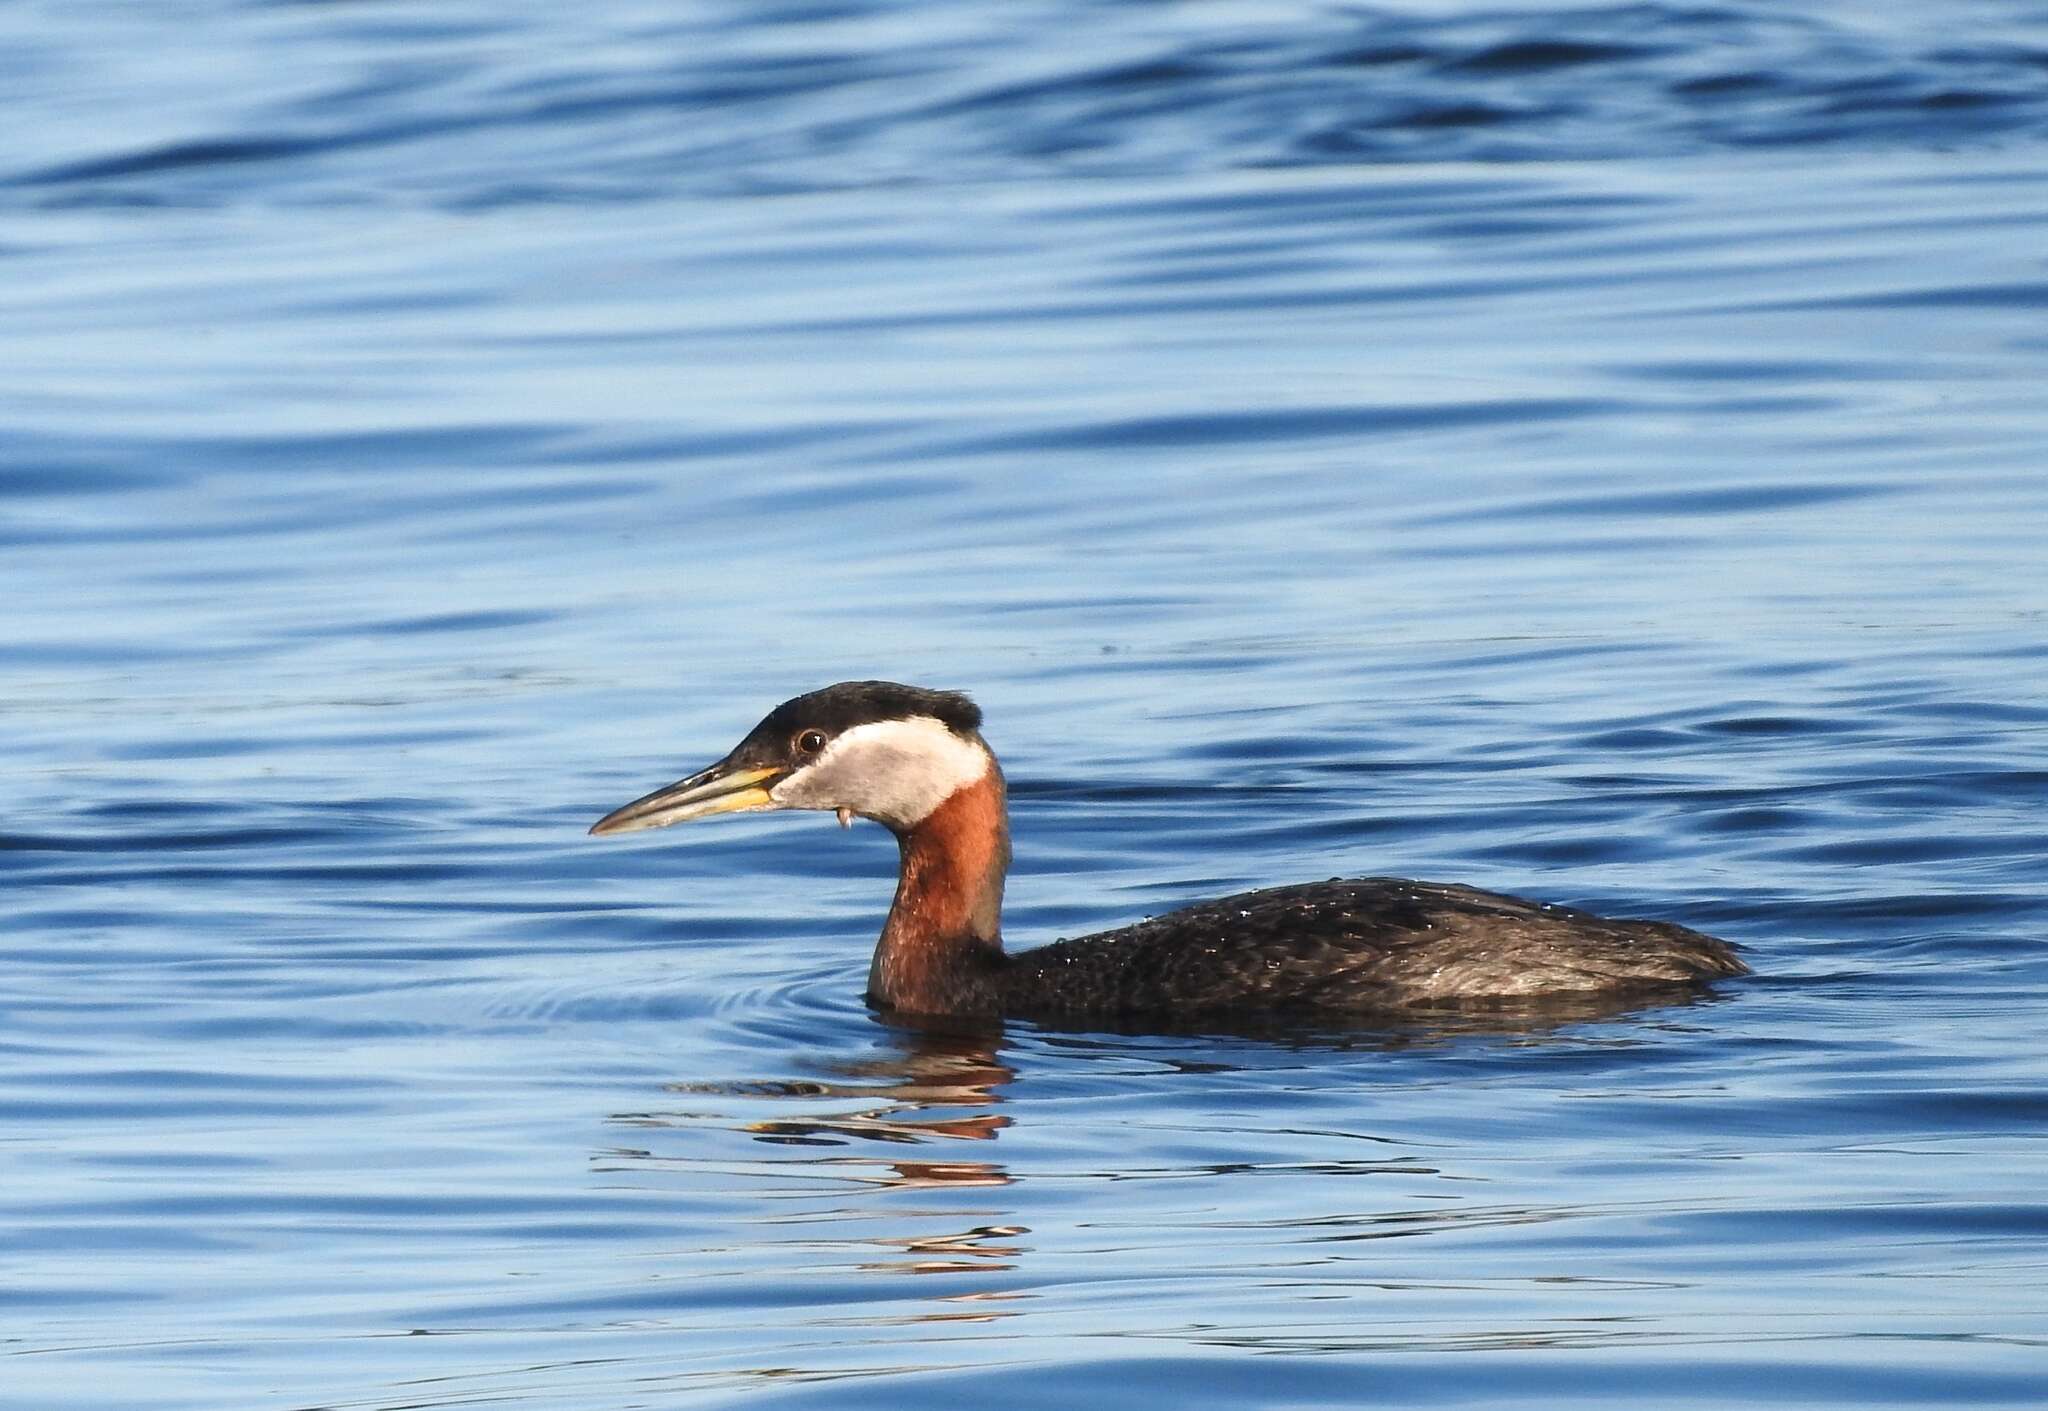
[997,878,1746,1020]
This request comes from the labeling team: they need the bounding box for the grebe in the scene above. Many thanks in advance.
[590,681,1746,1021]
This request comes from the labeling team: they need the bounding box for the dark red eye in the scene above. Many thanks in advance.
[795,729,827,755]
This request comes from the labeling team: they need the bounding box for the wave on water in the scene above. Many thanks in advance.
[6,2,2047,208]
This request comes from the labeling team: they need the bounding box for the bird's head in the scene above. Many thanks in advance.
[590,680,995,838]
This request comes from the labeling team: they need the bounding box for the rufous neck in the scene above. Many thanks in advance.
[868,764,1010,1014]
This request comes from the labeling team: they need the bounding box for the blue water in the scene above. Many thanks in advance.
[5,3,2048,1408]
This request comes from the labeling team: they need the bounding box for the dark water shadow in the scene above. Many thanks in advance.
[996,983,1737,1049]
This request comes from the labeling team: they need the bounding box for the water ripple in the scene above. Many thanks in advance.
[6,4,2048,208]
[3,4,2047,1409]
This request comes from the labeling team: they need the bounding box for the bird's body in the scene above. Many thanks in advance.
[996,878,1743,1020]
[592,681,1746,1023]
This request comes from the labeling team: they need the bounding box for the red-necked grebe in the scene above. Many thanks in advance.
[590,681,1747,1020]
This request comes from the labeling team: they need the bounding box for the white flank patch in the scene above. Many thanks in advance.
[769,716,990,829]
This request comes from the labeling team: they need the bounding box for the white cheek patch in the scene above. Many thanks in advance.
[769,716,989,829]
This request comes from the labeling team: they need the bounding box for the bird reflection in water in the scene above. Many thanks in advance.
[602,1024,1026,1286]
[599,992,1730,1303]
[740,1024,1015,1164]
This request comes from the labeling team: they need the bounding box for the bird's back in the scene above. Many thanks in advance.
[998,877,1745,1019]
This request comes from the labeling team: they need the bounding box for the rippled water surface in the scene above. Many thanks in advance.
[5,3,2048,1408]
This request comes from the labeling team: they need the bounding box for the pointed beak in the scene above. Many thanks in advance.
[589,758,787,836]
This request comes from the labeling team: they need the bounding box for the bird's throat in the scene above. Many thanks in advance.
[869,766,1010,1014]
